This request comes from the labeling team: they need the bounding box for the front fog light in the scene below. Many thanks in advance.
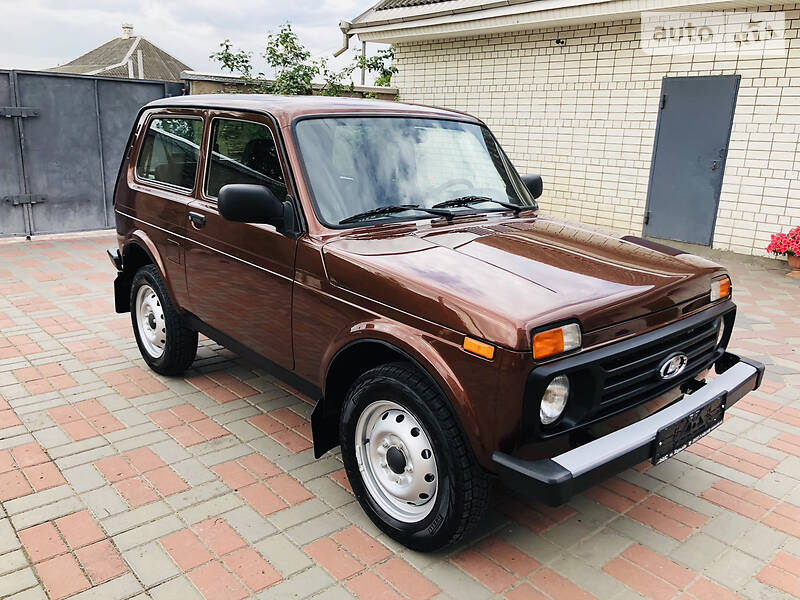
[540,375,570,425]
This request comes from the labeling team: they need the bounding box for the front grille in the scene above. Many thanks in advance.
[597,317,720,409]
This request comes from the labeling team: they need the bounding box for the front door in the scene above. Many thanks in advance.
[183,113,296,370]
[644,75,740,246]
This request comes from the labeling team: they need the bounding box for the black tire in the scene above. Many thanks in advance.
[340,362,489,551]
[129,265,197,376]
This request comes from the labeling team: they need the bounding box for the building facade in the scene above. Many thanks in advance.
[344,1,800,257]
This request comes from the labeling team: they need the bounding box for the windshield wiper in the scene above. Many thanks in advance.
[339,204,454,225]
[432,195,535,215]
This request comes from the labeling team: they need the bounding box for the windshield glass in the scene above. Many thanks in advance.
[294,117,534,226]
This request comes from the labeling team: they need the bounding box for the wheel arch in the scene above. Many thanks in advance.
[312,336,484,467]
[116,232,176,312]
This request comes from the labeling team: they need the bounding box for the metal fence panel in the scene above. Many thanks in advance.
[0,71,28,237]
[0,71,182,237]
[17,72,106,235]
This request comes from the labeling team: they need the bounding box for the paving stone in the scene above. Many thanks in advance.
[268,498,330,531]
[67,573,143,600]
[101,501,172,536]
[551,555,631,599]
[310,586,356,600]
[113,514,184,552]
[6,586,48,600]
[258,566,334,600]
[123,541,181,588]
[149,575,205,600]
[83,485,129,519]
[0,519,21,555]
[170,458,216,486]
[424,561,493,600]
[702,510,754,545]
[163,480,229,512]
[10,496,84,530]
[285,511,346,546]
[669,532,729,571]
[62,463,105,493]
[4,484,73,515]
[0,550,29,577]
[255,533,314,577]
[0,568,38,598]
[223,504,276,544]
[570,529,632,568]
[31,426,71,449]
[305,476,355,509]
[705,548,764,589]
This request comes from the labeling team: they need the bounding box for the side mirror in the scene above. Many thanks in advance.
[218,184,294,233]
[521,174,543,200]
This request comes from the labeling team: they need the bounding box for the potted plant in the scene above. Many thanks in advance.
[766,225,800,278]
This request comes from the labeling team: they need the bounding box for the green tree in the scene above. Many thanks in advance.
[210,24,396,96]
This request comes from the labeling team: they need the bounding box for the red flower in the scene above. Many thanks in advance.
[767,226,799,256]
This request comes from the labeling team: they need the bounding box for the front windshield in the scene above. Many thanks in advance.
[294,117,534,226]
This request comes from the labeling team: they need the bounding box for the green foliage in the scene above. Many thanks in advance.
[210,24,397,97]
[354,47,398,87]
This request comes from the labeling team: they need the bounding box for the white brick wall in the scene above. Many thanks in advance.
[392,5,800,256]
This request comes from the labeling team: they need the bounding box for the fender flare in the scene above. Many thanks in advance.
[123,230,179,306]
[313,329,489,468]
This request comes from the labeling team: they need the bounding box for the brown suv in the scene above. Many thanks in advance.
[110,94,763,550]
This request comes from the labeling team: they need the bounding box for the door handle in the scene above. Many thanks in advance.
[189,211,206,227]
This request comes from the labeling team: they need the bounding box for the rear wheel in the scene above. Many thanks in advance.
[340,362,489,551]
[130,265,197,375]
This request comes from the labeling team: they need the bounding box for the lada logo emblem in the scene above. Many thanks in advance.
[658,353,688,380]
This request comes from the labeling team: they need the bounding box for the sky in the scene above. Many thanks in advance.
[0,0,380,81]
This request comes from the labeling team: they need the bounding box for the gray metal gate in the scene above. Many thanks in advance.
[643,75,740,246]
[0,70,183,237]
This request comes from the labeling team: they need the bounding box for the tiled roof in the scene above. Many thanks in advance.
[46,36,191,82]
[374,0,454,9]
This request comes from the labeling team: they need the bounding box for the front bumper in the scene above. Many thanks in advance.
[492,352,764,506]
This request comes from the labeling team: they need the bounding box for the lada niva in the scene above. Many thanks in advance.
[110,95,764,550]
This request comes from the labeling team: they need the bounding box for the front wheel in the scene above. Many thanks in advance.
[130,265,197,375]
[340,363,489,551]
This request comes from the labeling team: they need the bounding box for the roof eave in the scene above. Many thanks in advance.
[349,0,770,42]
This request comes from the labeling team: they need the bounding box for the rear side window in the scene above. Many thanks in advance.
[136,117,202,190]
[205,119,287,199]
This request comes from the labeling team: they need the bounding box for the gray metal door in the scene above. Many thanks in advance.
[0,70,183,237]
[0,71,28,236]
[644,75,740,246]
[17,72,107,234]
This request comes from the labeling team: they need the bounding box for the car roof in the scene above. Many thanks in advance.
[145,94,481,127]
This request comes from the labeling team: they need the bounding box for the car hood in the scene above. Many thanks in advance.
[321,216,723,350]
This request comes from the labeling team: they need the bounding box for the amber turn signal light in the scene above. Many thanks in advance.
[532,323,581,360]
[462,337,495,360]
[710,275,731,302]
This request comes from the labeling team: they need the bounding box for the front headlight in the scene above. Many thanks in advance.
[540,375,570,425]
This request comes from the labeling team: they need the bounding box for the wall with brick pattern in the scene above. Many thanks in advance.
[391,4,800,256]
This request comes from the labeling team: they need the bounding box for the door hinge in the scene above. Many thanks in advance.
[644,211,651,225]
[0,107,39,118]
[3,195,46,206]
[660,95,667,110]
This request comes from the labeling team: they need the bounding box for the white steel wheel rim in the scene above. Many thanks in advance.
[135,284,166,359]
[354,400,439,523]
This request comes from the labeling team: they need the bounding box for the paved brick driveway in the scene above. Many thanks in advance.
[0,231,798,600]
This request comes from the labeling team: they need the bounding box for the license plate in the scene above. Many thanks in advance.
[652,393,726,465]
